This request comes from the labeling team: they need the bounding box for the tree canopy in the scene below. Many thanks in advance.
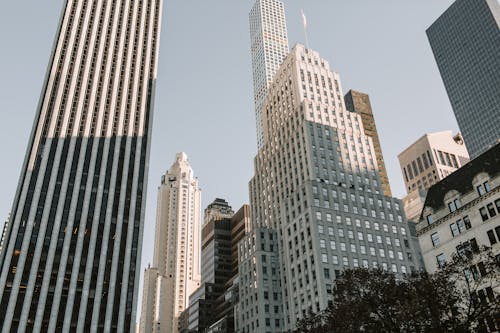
[290,249,499,333]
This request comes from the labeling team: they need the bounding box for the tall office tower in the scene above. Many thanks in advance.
[249,0,290,149]
[344,90,392,197]
[179,203,250,333]
[427,0,500,158]
[0,0,162,331]
[201,199,234,285]
[245,44,422,331]
[398,131,469,221]
[140,153,202,333]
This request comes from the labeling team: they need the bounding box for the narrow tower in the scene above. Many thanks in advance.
[0,0,162,331]
[249,0,290,149]
[140,153,201,333]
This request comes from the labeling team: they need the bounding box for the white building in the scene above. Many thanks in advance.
[416,143,500,273]
[140,153,201,333]
[240,44,422,332]
[249,0,289,149]
[0,0,162,331]
[398,131,470,221]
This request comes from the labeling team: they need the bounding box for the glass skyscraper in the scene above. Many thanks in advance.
[0,0,162,331]
[427,0,500,158]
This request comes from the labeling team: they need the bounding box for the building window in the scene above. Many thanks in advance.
[469,238,479,253]
[436,253,446,268]
[479,207,489,221]
[463,216,472,229]
[322,254,328,263]
[450,223,459,237]
[487,230,497,245]
[431,232,440,247]
[486,203,497,218]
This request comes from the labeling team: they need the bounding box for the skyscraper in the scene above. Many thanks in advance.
[140,153,201,333]
[245,44,422,331]
[398,131,469,221]
[179,201,250,333]
[344,90,392,197]
[0,0,162,331]
[427,0,500,158]
[249,0,289,149]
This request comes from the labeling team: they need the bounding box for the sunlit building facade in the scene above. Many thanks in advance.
[0,0,162,331]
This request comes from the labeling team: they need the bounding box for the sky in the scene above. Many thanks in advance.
[0,0,457,318]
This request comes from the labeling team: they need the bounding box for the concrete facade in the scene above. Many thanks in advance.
[398,131,470,221]
[427,0,500,158]
[244,44,422,332]
[237,228,284,333]
[140,153,202,333]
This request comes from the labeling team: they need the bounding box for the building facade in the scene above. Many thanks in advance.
[249,0,289,149]
[398,131,469,221]
[344,90,392,197]
[237,227,284,333]
[181,202,250,333]
[245,44,422,331]
[416,143,500,273]
[427,0,500,158]
[0,0,162,331]
[0,216,8,257]
[140,153,202,333]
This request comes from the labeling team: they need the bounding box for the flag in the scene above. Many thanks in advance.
[301,9,307,29]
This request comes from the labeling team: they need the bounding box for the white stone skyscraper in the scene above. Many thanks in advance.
[239,44,422,332]
[0,0,162,332]
[249,0,290,149]
[140,153,201,333]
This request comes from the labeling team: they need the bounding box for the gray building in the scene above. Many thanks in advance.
[244,43,423,332]
[427,0,500,158]
[0,0,162,331]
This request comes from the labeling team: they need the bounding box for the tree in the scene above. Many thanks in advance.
[290,248,499,333]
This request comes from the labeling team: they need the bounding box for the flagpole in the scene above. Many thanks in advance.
[301,9,309,49]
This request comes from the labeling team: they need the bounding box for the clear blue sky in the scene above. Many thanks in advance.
[0,0,457,316]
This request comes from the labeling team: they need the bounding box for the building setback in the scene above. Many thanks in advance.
[140,153,202,333]
[249,0,289,149]
[427,0,500,158]
[0,0,162,331]
[344,90,392,197]
[398,131,469,222]
[243,44,422,332]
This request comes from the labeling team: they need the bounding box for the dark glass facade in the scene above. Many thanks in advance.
[427,0,500,158]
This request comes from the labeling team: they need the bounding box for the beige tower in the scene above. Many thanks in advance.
[398,131,470,221]
[140,153,201,333]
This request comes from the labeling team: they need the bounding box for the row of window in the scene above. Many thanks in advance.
[403,150,434,182]
[479,198,500,222]
[486,226,500,246]
[426,181,495,226]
